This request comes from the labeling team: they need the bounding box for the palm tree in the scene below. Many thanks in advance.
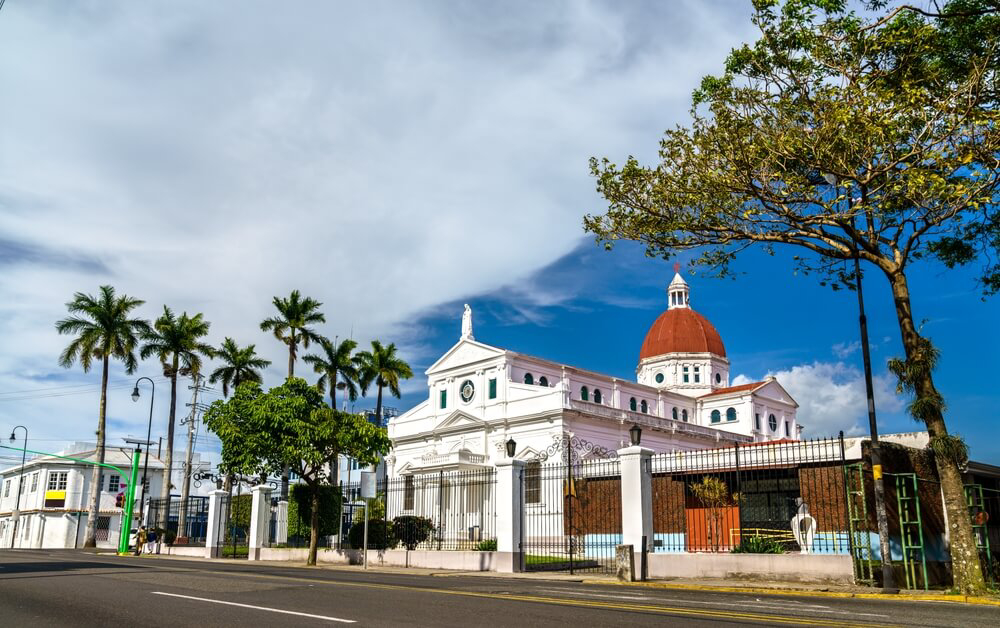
[259,290,326,378]
[303,337,360,411]
[140,306,214,529]
[56,285,151,548]
[356,340,413,430]
[209,338,271,397]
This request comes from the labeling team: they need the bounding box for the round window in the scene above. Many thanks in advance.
[715,373,722,384]
[768,413,778,432]
[460,379,475,403]
[655,372,664,384]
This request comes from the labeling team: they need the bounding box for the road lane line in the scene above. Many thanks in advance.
[151,591,355,623]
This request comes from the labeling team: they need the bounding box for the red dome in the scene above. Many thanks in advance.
[639,308,726,360]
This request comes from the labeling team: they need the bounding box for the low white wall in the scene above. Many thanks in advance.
[256,547,497,571]
[161,545,209,558]
[648,553,854,585]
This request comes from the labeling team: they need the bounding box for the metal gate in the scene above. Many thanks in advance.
[520,458,621,574]
[214,488,251,559]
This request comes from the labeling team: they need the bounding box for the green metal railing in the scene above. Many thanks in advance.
[845,462,875,585]
[965,484,994,586]
[891,472,928,590]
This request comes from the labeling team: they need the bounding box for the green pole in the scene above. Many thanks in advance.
[118,448,141,555]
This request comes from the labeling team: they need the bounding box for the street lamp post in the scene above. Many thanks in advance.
[8,425,27,548]
[131,377,155,534]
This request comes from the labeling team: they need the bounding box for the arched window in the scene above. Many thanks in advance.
[726,407,737,422]
[629,397,637,412]
[538,376,548,387]
[672,407,678,420]
[711,409,721,423]
[682,409,688,422]
[593,389,602,404]
[580,386,589,401]
[768,413,778,432]
[640,400,648,413]
[523,373,533,385]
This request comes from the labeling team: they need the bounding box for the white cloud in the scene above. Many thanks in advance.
[831,340,861,359]
[733,362,905,438]
[0,1,757,454]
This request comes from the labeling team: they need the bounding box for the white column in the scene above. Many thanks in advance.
[205,489,227,559]
[494,459,525,573]
[275,500,288,545]
[617,445,653,580]
[248,485,273,561]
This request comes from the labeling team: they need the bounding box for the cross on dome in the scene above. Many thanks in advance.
[667,270,690,309]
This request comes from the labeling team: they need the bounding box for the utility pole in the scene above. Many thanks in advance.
[176,373,210,539]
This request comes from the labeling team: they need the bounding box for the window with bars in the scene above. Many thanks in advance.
[524,462,541,504]
[30,472,38,492]
[403,476,415,511]
[108,475,120,493]
[47,471,68,491]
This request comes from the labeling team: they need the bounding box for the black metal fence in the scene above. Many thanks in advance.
[343,468,497,551]
[146,496,210,546]
[650,437,851,555]
[521,458,622,574]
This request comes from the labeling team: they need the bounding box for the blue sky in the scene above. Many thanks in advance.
[0,1,997,470]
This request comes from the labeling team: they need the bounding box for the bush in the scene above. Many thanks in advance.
[392,515,435,550]
[153,527,176,545]
[475,539,497,551]
[731,535,785,554]
[348,519,394,550]
[288,483,343,540]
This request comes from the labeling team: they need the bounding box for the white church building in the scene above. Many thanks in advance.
[388,272,801,476]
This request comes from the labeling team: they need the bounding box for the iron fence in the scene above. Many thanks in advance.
[146,496,210,546]
[650,437,850,555]
[521,458,622,574]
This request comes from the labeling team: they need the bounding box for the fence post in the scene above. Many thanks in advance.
[617,445,653,580]
[495,459,525,573]
[275,499,289,545]
[248,484,273,561]
[205,489,227,559]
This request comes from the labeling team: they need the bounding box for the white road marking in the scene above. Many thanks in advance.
[537,589,889,619]
[151,591,355,623]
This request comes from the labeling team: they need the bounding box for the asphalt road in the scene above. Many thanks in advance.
[0,550,993,627]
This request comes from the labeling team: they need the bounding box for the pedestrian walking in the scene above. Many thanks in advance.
[146,528,157,554]
[136,526,147,556]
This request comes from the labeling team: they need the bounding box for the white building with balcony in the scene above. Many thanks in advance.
[388,272,801,476]
[0,444,167,549]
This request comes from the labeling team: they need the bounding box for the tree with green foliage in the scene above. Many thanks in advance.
[586,0,998,593]
[141,307,215,529]
[260,290,326,500]
[204,378,391,565]
[304,337,363,485]
[209,338,271,397]
[356,340,413,428]
[55,285,152,548]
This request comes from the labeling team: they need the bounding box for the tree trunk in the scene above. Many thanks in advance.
[83,355,110,548]
[330,387,340,487]
[159,356,179,531]
[308,481,320,566]
[281,341,294,501]
[886,270,986,594]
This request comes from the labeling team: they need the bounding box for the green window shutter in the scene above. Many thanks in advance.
[711,409,721,423]
[440,389,447,409]
[488,378,497,399]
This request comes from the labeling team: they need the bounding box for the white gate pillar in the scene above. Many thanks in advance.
[494,459,525,573]
[248,485,273,561]
[205,489,227,559]
[617,445,653,580]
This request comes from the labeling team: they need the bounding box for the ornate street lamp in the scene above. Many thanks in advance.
[505,437,516,459]
[629,424,642,446]
[9,425,27,548]
[131,377,155,532]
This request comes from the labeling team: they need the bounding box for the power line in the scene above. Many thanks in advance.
[0,378,170,403]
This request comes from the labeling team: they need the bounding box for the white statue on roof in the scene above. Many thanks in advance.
[461,303,474,340]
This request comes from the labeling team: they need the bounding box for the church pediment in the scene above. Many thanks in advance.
[754,379,799,408]
[434,409,486,432]
[425,338,505,375]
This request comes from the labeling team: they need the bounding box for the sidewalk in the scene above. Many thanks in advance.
[104,550,1000,606]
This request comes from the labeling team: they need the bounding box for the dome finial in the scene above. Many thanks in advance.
[668,268,690,309]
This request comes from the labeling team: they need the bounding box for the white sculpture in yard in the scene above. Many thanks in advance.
[791,499,816,554]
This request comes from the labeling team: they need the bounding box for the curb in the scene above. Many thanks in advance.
[584,580,1000,607]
